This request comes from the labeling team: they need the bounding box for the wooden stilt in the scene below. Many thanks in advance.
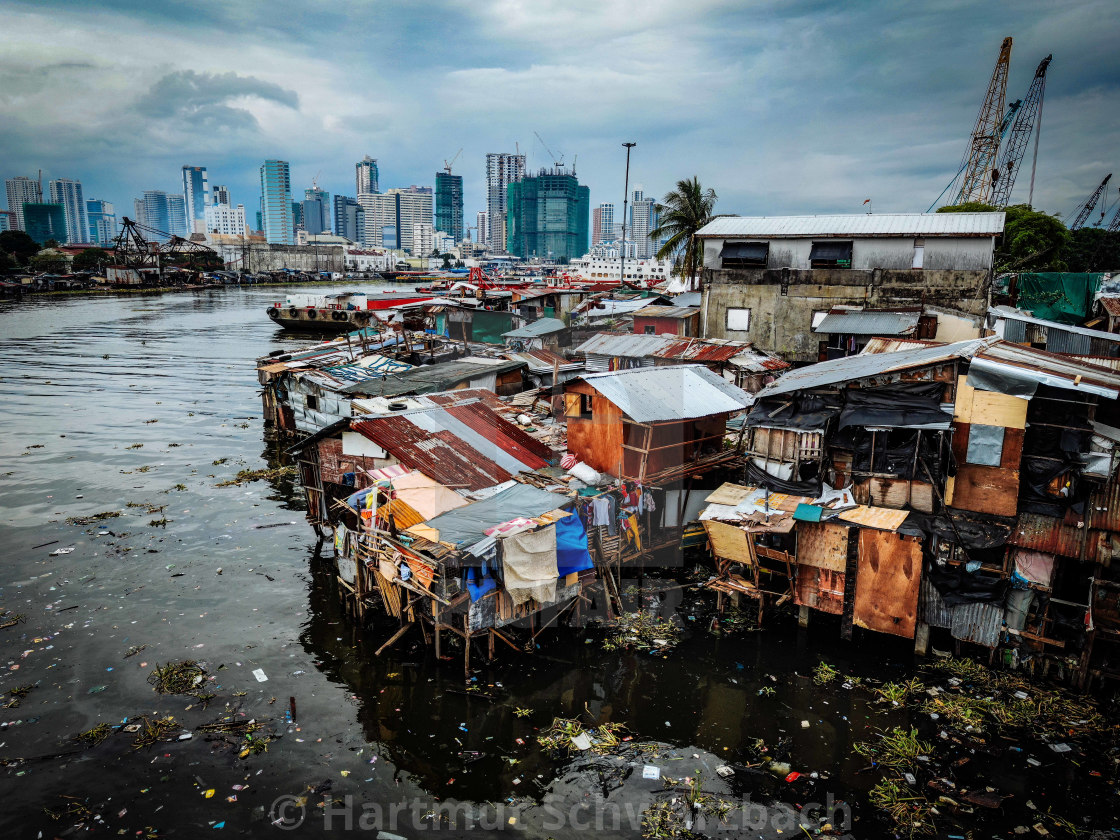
[914,621,930,656]
[434,603,441,658]
[375,622,414,656]
[798,605,810,628]
[464,632,471,678]
[488,629,495,661]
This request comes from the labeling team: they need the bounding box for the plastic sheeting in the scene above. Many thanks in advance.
[898,510,1015,549]
[837,382,951,430]
[418,483,569,553]
[923,560,1008,608]
[555,513,594,577]
[747,394,841,431]
[1014,272,1107,325]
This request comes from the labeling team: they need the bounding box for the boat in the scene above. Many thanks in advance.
[266,291,437,332]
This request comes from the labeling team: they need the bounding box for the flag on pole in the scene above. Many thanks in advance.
[862,199,871,205]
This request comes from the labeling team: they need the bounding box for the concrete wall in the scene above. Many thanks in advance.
[212,242,345,272]
[702,267,990,363]
[704,235,996,272]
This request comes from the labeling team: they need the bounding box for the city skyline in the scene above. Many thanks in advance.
[2,1,1117,235]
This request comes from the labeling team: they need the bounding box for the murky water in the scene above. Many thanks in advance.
[0,287,1114,838]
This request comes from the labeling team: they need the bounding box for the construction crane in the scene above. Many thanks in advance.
[1107,192,1120,233]
[1070,174,1112,230]
[955,36,1014,205]
[990,54,1052,208]
[533,131,564,169]
[443,148,462,175]
[928,97,1020,211]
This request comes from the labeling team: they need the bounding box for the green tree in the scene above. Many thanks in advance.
[650,177,717,290]
[43,238,60,250]
[938,202,1069,271]
[30,249,70,274]
[1060,227,1120,272]
[0,250,17,273]
[72,247,111,273]
[0,230,40,264]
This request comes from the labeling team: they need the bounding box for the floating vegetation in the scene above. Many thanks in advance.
[709,605,758,635]
[641,773,739,839]
[131,715,179,750]
[212,457,228,465]
[513,707,532,718]
[144,419,159,424]
[876,677,924,704]
[757,686,775,697]
[67,510,121,525]
[813,661,840,684]
[124,644,149,659]
[126,443,143,450]
[0,612,27,630]
[75,722,113,746]
[127,502,166,515]
[44,798,96,822]
[147,660,209,697]
[216,466,297,487]
[600,612,681,652]
[868,777,934,838]
[537,717,630,756]
[854,727,931,770]
[197,713,275,759]
[149,517,167,527]
[171,484,187,491]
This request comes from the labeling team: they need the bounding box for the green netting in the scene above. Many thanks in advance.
[1014,273,1107,325]
[470,309,514,345]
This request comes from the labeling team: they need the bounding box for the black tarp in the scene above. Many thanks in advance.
[837,381,950,430]
[839,427,948,481]
[924,559,1009,607]
[898,509,1016,549]
[743,459,822,496]
[747,393,842,431]
[1019,393,1093,517]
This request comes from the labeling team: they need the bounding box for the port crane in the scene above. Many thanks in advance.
[1069,174,1112,230]
[955,37,1014,205]
[990,54,1052,207]
[1106,192,1120,233]
[443,149,462,175]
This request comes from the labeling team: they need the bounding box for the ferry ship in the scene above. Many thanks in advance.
[266,291,436,332]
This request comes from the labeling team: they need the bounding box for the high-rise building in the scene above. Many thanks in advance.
[255,210,263,233]
[181,166,209,232]
[48,179,88,244]
[592,203,614,245]
[506,169,590,261]
[435,172,464,242]
[259,160,294,245]
[629,189,656,259]
[413,222,434,257]
[22,203,67,246]
[135,190,171,240]
[357,192,397,249]
[212,185,231,206]
[389,187,434,255]
[301,199,326,235]
[476,211,488,246]
[167,194,188,239]
[5,176,42,231]
[356,156,379,195]
[0,210,15,233]
[304,187,330,234]
[485,153,525,252]
[86,199,118,246]
[204,203,248,236]
[291,201,304,233]
[332,195,364,243]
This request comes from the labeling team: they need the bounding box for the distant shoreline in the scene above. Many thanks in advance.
[0,276,406,299]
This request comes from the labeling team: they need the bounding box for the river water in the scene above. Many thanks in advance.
[0,286,1113,838]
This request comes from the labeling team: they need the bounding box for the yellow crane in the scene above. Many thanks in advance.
[956,37,1013,205]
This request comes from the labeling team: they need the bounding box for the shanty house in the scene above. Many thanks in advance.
[502,317,569,351]
[563,364,754,484]
[632,306,700,337]
[708,335,1120,688]
[696,213,1005,362]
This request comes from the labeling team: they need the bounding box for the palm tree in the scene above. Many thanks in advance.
[649,177,717,291]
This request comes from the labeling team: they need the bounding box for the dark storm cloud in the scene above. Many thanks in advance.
[134,70,299,131]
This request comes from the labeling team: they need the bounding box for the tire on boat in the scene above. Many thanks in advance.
[332,311,347,322]
[266,307,279,318]
[307,308,318,319]
[287,307,298,318]
[353,312,369,325]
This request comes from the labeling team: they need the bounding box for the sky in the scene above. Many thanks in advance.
[2,0,1118,232]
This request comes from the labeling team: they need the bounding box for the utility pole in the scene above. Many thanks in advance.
[620,142,636,286]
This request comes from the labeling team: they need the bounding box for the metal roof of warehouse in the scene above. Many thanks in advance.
[576,333,787,369]
[632,306,700,320]
[577,364,754,422]
[814,310,921,336]
[696,212,1006,239]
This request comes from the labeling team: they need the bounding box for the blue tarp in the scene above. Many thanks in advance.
[555,512,594,577]
[464,566,498,601]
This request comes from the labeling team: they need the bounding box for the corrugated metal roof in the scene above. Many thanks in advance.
[990,307,1120,344]
[949,601,1003,648]
[337,358,526,396]
[972,342,1120,398]
[576,332,671,357]
[352,417,511,491]
[443,401,553,467]
[696,212,1006,239]
[577,364,753,422]
[758,338,992,398]
[814,310,920,336]
[1007,512,1087,557]
[583,298,660,316]
[632,306,700,320]
[502,317,567,338]
[671,292,703,307]
[503,348,584,373]
[861,338,945,355]
[576,332,788,370]
[1099,297,1120,317]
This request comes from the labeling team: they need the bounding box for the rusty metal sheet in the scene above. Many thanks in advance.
[1089,484,1120,532]
[443,401,553,467]
[353,418,511,491]
[796,522,849,572]
[853,530,922,638]
[1007,512,1088,557]
[795,567,845,615]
